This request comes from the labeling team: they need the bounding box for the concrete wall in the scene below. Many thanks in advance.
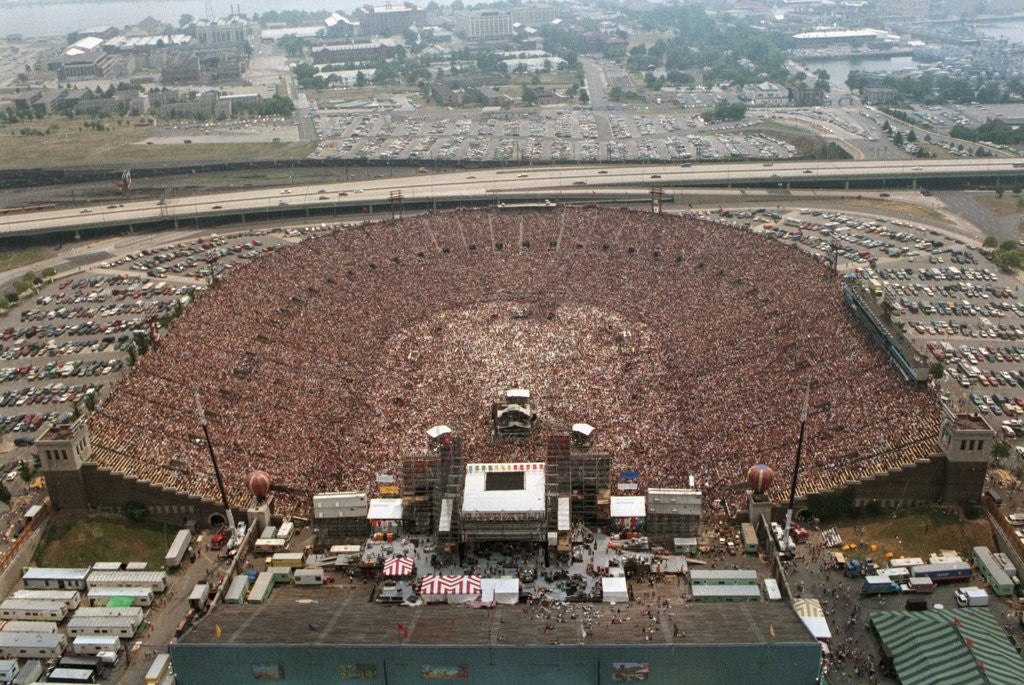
[170,643,822,685]
[0,525,45,600]
[46,462,237,526]
[849,456,946,508]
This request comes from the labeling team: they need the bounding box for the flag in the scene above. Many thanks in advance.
[309,624,320,632]
[121,168,132,190]
[215,624,222,638]
[397,623,408,639]
[769,624,775,638]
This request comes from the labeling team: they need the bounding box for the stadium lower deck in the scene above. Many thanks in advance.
[86,207,940,515]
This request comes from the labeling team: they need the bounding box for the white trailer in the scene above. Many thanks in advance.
[145,653,171,685]
[0,599,68,622]
[0,632,67,659]
[0,621,57,634]
[276,521,294,542]
[247,572,274,604]
[73,607,143,620]
[270,553,305,569]
[86,587,153,607]
[66,615,140,639]
[188,583,210,611]
[21,568,90,591]
[254,537,286,553]
[294,568,324,586]
[10,590,80,611]
[86,571,167,593]
[164,529,193,570]
[90,562,123,572]
[71,635,120,656]
[224,575,250,604]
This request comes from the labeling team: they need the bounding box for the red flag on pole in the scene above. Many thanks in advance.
[397,623,408,639]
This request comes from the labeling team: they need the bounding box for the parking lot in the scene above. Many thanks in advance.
[310,108,799,162]
[0,224,332,454]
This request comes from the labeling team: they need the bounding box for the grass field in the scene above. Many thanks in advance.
[973,192,1024,218]
[35,514,172,570]
[0,246,51,274]
[834,197,954,225]
[744,123,841,159]
[836,507,992,561]
[0,118,312,168]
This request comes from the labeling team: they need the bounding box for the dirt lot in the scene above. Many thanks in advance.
[35,513,172,569]
[836,507,994,561]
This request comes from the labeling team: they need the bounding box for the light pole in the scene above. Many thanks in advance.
[782,384,810,557]
[194,388,235,534]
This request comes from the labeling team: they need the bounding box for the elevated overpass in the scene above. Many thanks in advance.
[2,158,1022,239]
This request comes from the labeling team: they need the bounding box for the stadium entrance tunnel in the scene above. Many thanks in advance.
[209,513,226,527]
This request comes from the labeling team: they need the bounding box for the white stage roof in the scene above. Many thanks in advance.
[610,496,646,518]
[462,463,545,514]
[367,498,403,520]
[602,577,629,603]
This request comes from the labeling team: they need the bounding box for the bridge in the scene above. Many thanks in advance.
[2,158,1023,239]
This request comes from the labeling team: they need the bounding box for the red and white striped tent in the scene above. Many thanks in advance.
[383,556,415,577]
[419,574,481,604]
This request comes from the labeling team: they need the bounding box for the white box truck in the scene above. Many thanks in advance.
[954,587,989,608]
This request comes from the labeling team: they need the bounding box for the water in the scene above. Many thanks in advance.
[800,56,917,90]
[0,0,361,38]
[973,19,1024,44]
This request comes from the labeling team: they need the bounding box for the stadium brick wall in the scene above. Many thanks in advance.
[169,642,823,685]
[46,462,235,525]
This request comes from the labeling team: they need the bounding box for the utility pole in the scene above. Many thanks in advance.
[782,384,810,557]
[194,388,235,533]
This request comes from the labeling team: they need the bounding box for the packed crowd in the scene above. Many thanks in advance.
[89,207,940,515]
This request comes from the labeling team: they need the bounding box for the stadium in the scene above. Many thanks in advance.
[82,206,939,516]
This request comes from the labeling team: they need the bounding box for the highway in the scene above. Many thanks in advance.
[2,157,1024,238]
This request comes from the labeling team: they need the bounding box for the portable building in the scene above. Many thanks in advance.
[164,529,193,570]
[259,526,277,540]
[763,578,782,601]
[86,587,153,607]
[21,568,89,591]
[601,577,629,603]
[188,583,210,611]
[73,607,143,620]
[125,562,148,572]
[972,546,1015,597]
[254,537,286,553]
[224,575,250,604]
[0,660,16,683]
[66,615,140,639]
[740,523,758,554]
[0,631,67,659]
[247,572,274,604]
[270,553,305,569]
[294,568,324,586]
[45,667,95,683]
[71,635,120,656]
[689,585,762,602]
[86,571,167,593]
[145,654,171,685]
[10,590,80,610]
[276,521,294,542]
[0,599,68,622]
[268,567,293,584]
[689,569,758,586]
[0,621,57,634]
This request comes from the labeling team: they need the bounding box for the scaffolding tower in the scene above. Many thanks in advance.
[400,453,441,533]
[431,434,464,548]
[545,432,612,528]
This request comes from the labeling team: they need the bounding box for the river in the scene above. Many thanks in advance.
[799,56,917,91]
[972,19,1024,44]
[0,0,359,38]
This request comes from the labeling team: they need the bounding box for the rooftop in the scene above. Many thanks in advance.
[182,583,814,646]
[462,463,545,515]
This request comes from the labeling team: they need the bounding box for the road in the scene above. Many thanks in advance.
[3,158,1024,239]
[580,57,608,110]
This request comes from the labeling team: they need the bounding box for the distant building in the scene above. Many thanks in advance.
[474,86,511,106]
[324,12,360,38]
[742,81,789,107]
[791,28,898,48]
[788,87,825,107]
[352,3,423,35]
[312,41,396,64]
[509,4,559,25]
[454,10,514,39]
[58,48,125,82]
[190,16,252,46]
[861,87,898,105]
[69,25,120,41]
[431,83,460,106]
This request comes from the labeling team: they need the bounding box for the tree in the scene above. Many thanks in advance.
[17,462,30,482]
[893,130,904,146]
[906,130,917,143]
[122,501,150,523]
[881,120,891,132]
[929,362,944,380]
[983,236,999,248]
[578,89,589,104]
[179,13,194,27]
[993,441,1011,461]
[521,86,537,106]
[0,482,9,506]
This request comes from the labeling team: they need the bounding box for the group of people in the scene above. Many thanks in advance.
[89,206,939,515]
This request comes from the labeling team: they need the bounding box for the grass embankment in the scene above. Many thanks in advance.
[0,119,312,168]
[836,507,992,561]
[0,246,51,273]
[35,514,171,569]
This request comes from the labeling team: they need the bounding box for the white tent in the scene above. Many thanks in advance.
[602,577,629,603]
[792,598,832,640]
[481,578,520,605]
